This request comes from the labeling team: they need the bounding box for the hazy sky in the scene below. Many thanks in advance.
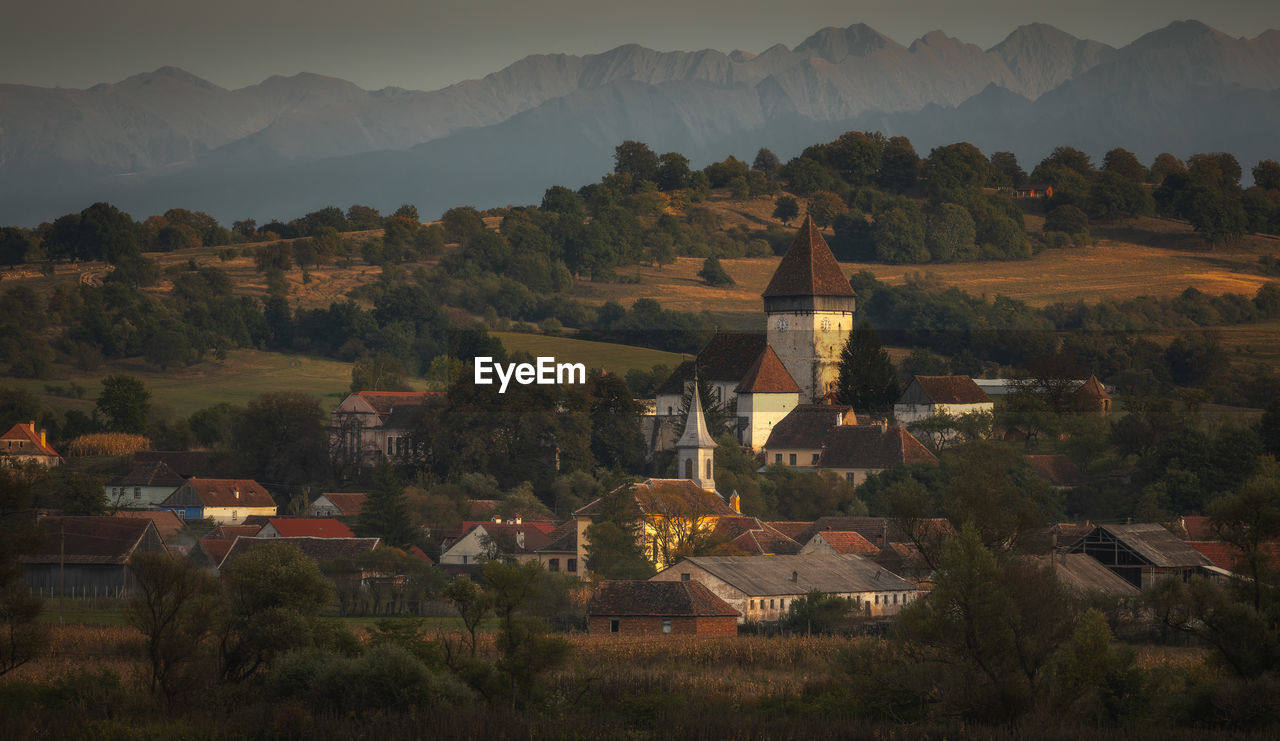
[5,0,1279,91]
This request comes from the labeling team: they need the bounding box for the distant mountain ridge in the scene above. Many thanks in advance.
[1,20,1278,224]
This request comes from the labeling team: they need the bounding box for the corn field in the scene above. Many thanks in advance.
[66,433,150,457]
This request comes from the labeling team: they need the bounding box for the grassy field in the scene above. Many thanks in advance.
[0,349,407,418]
[491,331,687,375]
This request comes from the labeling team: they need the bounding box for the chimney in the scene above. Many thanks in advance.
[729,492,741,514]
[40,429,46,446]
[514,514,522,525]
[493,515,503,524]
[233,487,240,500]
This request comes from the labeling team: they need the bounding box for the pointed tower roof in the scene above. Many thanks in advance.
[1074,374,1109,399]
[736,346,802,394]
[763,215,856,299]
[676,381,718,449]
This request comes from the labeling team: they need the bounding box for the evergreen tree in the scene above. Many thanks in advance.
[835,321,899,416]
[357,463,416,547]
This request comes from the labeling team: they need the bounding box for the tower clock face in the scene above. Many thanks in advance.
[820,318,831,331]
[775,317,789,331]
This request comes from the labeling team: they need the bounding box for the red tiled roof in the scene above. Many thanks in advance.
[113,510,184,542]
[1074,374,1110,400]
[1027,455,1084,487]
[1187,540,1280,571]
[764,404,851,450]
[588,580,740,618]
[407,545,434,564]
[811,530,880,555]
[265,518,355,538]
[538,521,579,554]
[736,346,802,394]
[762,215,856,298]
[698,333,769,382]
[818,425,938,470]
[200,538,235,567]
[1177,516,1215,541]
[110,461,185,488]
[907,375,991,404]
[765,521,814,541]
[460,522,555,555]
[731,528,803,555]
[1,422,61,458]
[318,493,367,516]
[164,478,275,509]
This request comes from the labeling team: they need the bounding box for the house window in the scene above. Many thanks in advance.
[789,453,796,466]
[548,559,559,572]
[174,510,185,520]
[811,453,819,464]
[662,619,672,634]
[681,573,690,581]
[231,510,238,521]
[461,555,468,564]
[749,599,755,610]
[874,595,879,605]
[705,459,712,479]
[893,594,898,605]
[567,559,577,573]
[845,473,856,482]
[769,599,775,609]
[684,458,693,479]
[134,487,141,499]
[610,619,620,633]
[387,437,395,455]
[774,453,782,464]
[667,407,673,415]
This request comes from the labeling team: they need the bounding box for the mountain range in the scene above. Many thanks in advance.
[1,20,1277,225]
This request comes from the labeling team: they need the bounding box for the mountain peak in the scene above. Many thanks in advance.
[794,23,895,62]
[118,66,218,90]
[1129,19,1229,52]
[990,23,1081,53]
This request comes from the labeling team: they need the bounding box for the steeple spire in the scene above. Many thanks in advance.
[676,377,717,491]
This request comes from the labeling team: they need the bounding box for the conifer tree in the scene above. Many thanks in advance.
[357,463,415,547]
[835,321,899,416]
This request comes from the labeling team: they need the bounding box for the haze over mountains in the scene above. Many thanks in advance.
[1,19,1277,225]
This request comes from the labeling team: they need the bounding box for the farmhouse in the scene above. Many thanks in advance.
[1069,523,1213,589]
[817,422,938,484]
[1012,184,1054,198]
[159,478,277,524]
[646,216,855,452]
[651,553,919,623]
[1,421,62,468]
[535,521,580,575]
[104,460,185,509]
[587,580,740,636]
[893,375,993,425]
[439,520,557,566]
[21,516,166,597]
[762,403,853,468]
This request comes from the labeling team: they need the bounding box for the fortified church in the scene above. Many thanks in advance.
[646,215,856,453]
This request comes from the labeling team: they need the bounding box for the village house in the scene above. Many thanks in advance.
[218,536,381,582]
[439,520,557,566]
[535,521,580,575]
[800,530,881,556]
[645,216,856,453]
[1,421,62,468]
[104,460,185,509]
[762,403,854,468]
[329,391,442,470]
[21,516,166,597]
[131,451,212,477]
[1011,183,1054,198]
[1069,523,1213,589]
[651,553,919,623]
[256,517,355,539]
[893,375,994,426]
[587,580,740,636]
[111,510,185,545]
[307,492,368,518]
[816,422,939,484]
[159,478,277,524]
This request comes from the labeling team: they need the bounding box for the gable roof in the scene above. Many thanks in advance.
[809,530,881,555]
[465,522,556,555]
[575,479,739,518]
[736,346,802,394]
[316,493,367,516]
[1098,524,1212,568]
[667,553,915,596]
[110,461,185,488]
[764,404,851,450]
[903,376,991,405]
[818,424,938,470]
[1025,553,1140,596]
[162,478,275,509]
[208,524,263,540]
[131,451,211,477]
[731,528,804,556]
[1,422,61,458]
[762,215,856,299]
[537,520,579,554]
[1187,541,1280,571]
[221,536,382,567]
[1073,374,1110,400]
[697,332,769,382]
[765,521,814,542]
[23,516,155,564]
[265,518,355,538]
[112,510,184,542]
[589,580,740,618]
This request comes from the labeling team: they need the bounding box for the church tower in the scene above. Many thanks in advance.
[763,215,857,402]
[675,381,717,492]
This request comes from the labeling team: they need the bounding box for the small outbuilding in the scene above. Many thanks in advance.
[587,580,740,636]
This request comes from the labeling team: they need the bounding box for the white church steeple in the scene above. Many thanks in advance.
[676,379,717,492]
